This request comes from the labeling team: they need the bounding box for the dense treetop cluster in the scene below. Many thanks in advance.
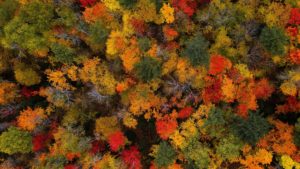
[0,0,300,168]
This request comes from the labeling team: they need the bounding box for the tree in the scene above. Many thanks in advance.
[137,37,151,52]
[43,155,67,169]
[259,26,289,56]
[289,8,300,25]
[14,62,41,86]
[160,3,175,24]
[253,78,274,100]
[51,127,91,156]
[108,130,126,152]
[2,1,54,55]
[202,107,227,138]
[279,155,300,169]
[55,6,78,29]
[258,2,291,28]
[230,113,271,146]
[240,149,273,169]
[154,141,177,168]
[121,146,142,169]
[294,118,300,147]
[171,0,198,17]
[183,139,211,169]
[118,0,137,8]
[32,133,50,152]
[0,81,18,105]
[80,0,96,7]
[258,120,298,156]
[0,127,32,154]
[94,153,123,169]
[17,107,47,131]
[95,116,119,140]
[178,106,193,119]
[208,54,232,75]
[181,33,210,66]
[156,115,178,140]
[0,0,18,31]
[87,21,110,51]
[83,2,113,23]
[134,57,162,82]
[50,43,76,65]
[46,69,74,91]
[79,58,118,95]
[216,134,243,161]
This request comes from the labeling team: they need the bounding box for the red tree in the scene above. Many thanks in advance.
[121,146,142,169]
[108,131,126,152]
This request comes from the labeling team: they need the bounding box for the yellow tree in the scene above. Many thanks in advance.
[79,58,118,95]
[0,82,18,105]
[46,69,75,91]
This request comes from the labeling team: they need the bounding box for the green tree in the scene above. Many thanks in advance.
[2,1,54,54]
[230,113,272,146]
[0,127,32,154]
[294,118,300,147]
[216,134,243,161]
[134,57,162,82]
[154,141,176,168]
[0,0,18,35]
[202,107,227,138]
[138,37,151,52]
[259,26,289,56]
[14,62,41,86]
[43,155,67,169]
[53,127,91,154]
[118,0,137,8]
[88,21,110,51]
[183,139,211,169]
[181,33,210,66]
[55,6,77,28]
[50,43,75,64]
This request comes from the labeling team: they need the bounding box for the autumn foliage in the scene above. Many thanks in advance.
[0,0,299,168]
[156,115,178,140]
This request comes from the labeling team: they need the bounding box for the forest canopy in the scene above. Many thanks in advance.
[0,0,300,169]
